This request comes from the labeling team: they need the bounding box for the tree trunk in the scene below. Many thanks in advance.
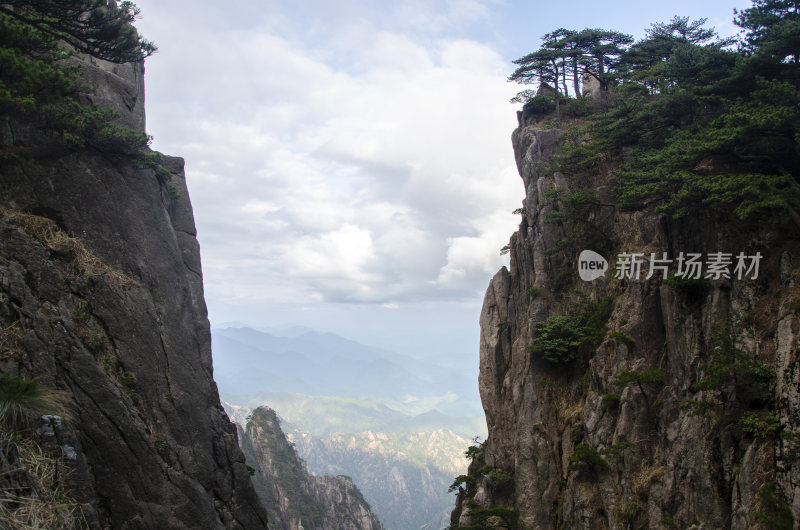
[572,58,581,98]
[597,56,606,90]
[550,59,561,96]
[555,95,561,122]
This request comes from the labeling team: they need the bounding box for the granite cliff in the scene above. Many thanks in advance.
[0,39,268,529]
[451,106,800,528]
[239,407,384,530]
[288,427,466,530]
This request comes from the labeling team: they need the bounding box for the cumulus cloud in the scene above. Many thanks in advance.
[135,0,522,314]
[126,0,751,356]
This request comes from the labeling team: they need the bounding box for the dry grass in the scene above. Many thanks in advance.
[16,438,58,491]
[560,401,584,425]
[0,322,25,362]
[632,464,670,498]
[0,206,135,288]
[0,437,85,529]
[0,494,81,530]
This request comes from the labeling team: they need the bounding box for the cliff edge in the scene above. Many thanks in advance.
[239,407,384,530]
[0,53,268,528]
[451,112,800,529]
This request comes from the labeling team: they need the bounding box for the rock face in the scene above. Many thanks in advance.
[289,428,467,530]
[451,115,800,528]
[0,57,268,527]
[239,407,384,530]
[72,55,147,133]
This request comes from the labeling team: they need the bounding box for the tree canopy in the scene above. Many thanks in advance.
[0,0,154,153]
[509,28,633,97]
[734,0,800,62]
[0,0,155,63]
[509,2,800,228]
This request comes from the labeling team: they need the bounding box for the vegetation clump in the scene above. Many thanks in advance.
[527,286,543,298]
[455,501,519,529]
[0,1,156,153]
[0,373,67,427]
[448,474,476,493]
[601,393,621,409]
[600,440,634,461]
[754,482,793,530]
[567,442,609,478]
[0,373,81,528]
[613,368,666,410]
[527,297,614,363]
[608,330,635,345]
[483,468,513,491]
[508,4,800,227]
[617,501,644,527]
[542,186,611,257]
[738,410,781,439]
[686,322,774,430]
[614,368,666,388]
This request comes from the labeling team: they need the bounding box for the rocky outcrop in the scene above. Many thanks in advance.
[451,116,800,528]
[71,55,147,133]
[0,55,268,527]
[289,428,466,530]
[239,407,383,530]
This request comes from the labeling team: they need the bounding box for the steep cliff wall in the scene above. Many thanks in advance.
[451,112,800,528]
[240,407,384,530]
[0,56,268,527]
[290,428,464,530]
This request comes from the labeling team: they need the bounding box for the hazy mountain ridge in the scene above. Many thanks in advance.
[286,426,466,530]
[289,429,469,478]
[223,393,486,439]
[223,398,475,530]
[216,326,485,529]
[213,326,482,417]
[239,407,383,530]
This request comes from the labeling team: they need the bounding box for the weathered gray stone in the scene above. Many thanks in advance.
[240,407,384,530]
[452,117,800,529]
[0,57,267,529]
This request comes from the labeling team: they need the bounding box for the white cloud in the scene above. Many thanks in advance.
[126,0,759,357]
[285,224,377,281]
[135,0,522,313]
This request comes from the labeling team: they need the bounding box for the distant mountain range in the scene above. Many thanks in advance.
[239,407,383,529]
[225,402,469,530]
[212,325,483,418]
[222,392,486,440]
[289,427,466,530]
[215,325,486,529]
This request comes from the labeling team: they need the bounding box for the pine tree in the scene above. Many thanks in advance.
[0,0,155,63]
[509,28,633,101]
[0,0,154,152]
[508,1,800,227]
[735,0,800,63]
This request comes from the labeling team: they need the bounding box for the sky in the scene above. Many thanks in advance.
[132,0,751,359]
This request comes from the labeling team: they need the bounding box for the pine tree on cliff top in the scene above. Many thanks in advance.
[509,0,800,228]
[0,0,155,152]
[0,0,155,63]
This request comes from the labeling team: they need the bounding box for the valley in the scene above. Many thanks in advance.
[214,325,485,529]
